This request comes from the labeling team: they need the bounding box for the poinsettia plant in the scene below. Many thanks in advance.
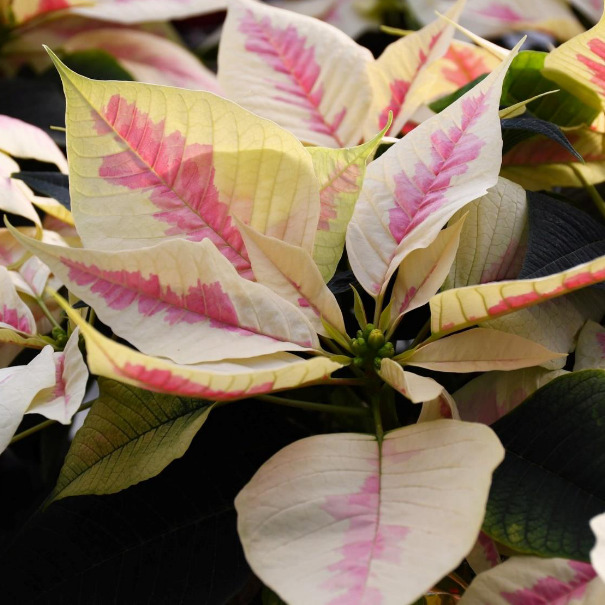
[3,0,605,603]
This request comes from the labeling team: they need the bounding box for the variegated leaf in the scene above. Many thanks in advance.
[218,0,373,147]
[574,319,605,370]
[407,0,582,41]
[269,0,374,39]
[13,230,320,364]
[30,195,74,226]
[403,327,564,372]
[466,532,501,575]
[11,255,51,298]
[459,557,605,604]
[57,296,342,400]
[591,512,605,582]
[9,0,87,24]
[63,28,223,93]
[69,0,226,23]
[238,221,345,335]
[347,43,520,296]
[49,50,320,279]
[379,357,445,403]
[453,366,565,425]
[236,420,503,605]
[390,216,465,325]
[28,328,88,424]
[0,152,41,227]
[544,9,605,111]
[0,265,36,334]
[445,177,527,289]
[430,255,605,336]
[420,40,502,106]
[501,127,605,189]
[364,0,464,138]
[571,0,603,23]
[309,127,386,282]
[0,346,56,453]
[483,290,605,370]
[0,115,67,173]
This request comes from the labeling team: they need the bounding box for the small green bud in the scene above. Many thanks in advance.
[367,329,385,350]
[377,342,395,358]
[356,329,364,340]
[373,357,383,370]
[364,323,375,335]
[353,357,365,368]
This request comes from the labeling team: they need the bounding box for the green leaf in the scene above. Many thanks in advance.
[428,74,487,114]
[1,400,309,603]
[60,49,134,81]
[12,172,70,208]
[501,116,582,159]
[501,51,600,127]
[484,370,605,560]
[520,192,605,280]
[49,378,215,502]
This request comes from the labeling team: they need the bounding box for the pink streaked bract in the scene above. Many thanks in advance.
[94,95,251,277]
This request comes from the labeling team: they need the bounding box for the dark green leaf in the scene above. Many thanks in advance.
[0,77,65,144]
[501,116,583,159]
[484,370,605,560]
[428,74,487,114]
[61,50,134,81]
[49,379,215,503]
[11,172,70,208]
[501,51,600,127]
[520,192,605,280]
[0,400,308,604]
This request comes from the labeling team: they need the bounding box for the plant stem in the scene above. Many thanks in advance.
[571,165,605,220]
[373,292,385,326]
[409,318,431,349]
[255,394,369,416]
[37,295,62,331]
[371,390,384,444]
[9,400,95,445]
[9,419,55,444]
[449,571,469,590]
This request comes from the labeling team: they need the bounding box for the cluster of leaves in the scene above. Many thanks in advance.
[3,0,605,603]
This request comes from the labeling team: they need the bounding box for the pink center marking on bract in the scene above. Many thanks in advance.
[63,258,251,333]
[318,162,361,231]
[477,3,524,22]
[388,93,487,244]
[239,10,347,145]
[94,95,251,278]
[442,45,492,88]
[379,32,442,134]
[500,560,595,604]
[320,443,420,604]
[577,39,605,96]
[0,305,32,333]
[122,362,274,399]
[38,0,70,14]
[52,353,69,413]
[477,531,499,568]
